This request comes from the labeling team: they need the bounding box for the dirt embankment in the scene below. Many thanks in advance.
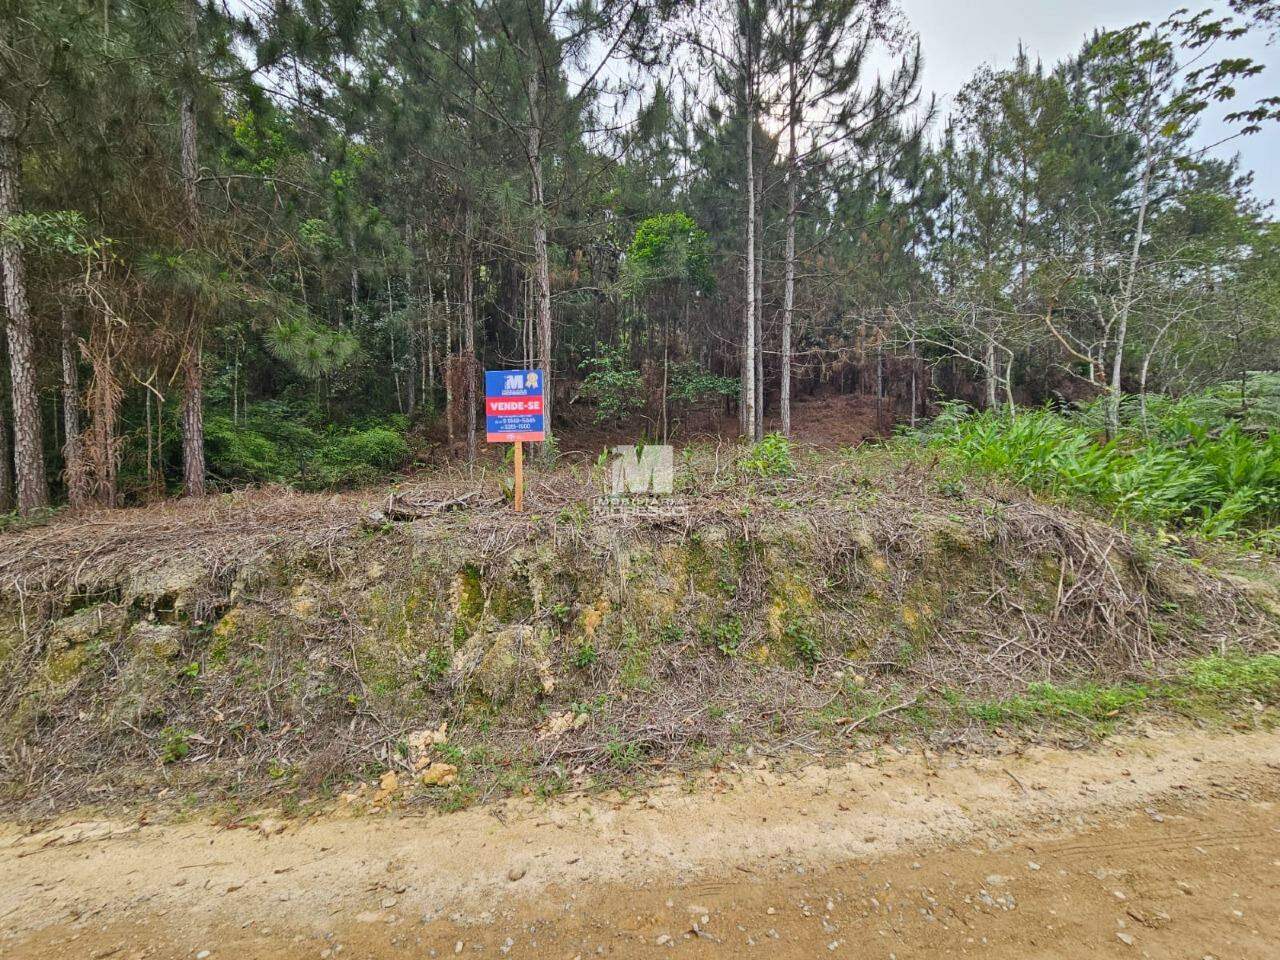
[2,451,1276,815]
[2,727,1279,959]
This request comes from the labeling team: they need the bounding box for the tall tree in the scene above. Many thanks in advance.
[177,0,206,495]
[0,1,65,513]
[771,0,920,435]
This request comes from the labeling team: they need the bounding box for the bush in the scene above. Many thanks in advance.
[308,427,410,488]
[922,386,1280,538]
[206,405,410,490]
[739,433,794,478]
[669,363,738,405]
[578,344,644,424]
[205,415,291,482]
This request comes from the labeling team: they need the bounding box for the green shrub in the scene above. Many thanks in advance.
[205,405,410,490]
[739,433,794,478]
[579,344,644,424]
[785,619,821,666]
[161,726,193,764]
[922,386,1280,538]
[670,363,738,405]
[308,427,410,489]
[705,617,743,657]
[205,415,292,482]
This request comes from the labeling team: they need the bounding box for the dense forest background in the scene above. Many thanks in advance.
[1,0,1278,515]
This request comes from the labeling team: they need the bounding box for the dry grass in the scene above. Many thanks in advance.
[0,444,1275,817]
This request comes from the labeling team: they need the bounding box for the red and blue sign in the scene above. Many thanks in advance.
[485,369,545,442]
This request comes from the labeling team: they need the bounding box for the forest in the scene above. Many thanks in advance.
[1,0,1278,518]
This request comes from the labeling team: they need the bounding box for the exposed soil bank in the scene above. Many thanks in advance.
[4,455,1276,814]
[3,727,1279,959]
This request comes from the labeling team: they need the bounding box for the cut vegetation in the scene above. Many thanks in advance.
[1,442,1276,817]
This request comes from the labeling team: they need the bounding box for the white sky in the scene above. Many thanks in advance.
[897,0,1280,206]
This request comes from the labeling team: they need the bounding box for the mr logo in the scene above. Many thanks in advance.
[503,371,539,391]
[608,444,674,496]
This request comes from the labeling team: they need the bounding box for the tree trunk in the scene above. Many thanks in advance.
[1138,349,1152,433]
[528,73,553,454]
[984,338,998,411]
[780,4,797,439]
[781,155,797,436]
[0,349,13,514]
[444,287,454,449]
[753,159,764,441]
[0,102,49,514]
[61,310,88,509]
[741,47,757,440]
[179,0,206,496]
[180,330,206,496]
[425,268,435,412]
[85,328,121,508]
[909,343,918,429]
[347,234,359,329]
[1108,138,1154,438]
[462,207,477,467]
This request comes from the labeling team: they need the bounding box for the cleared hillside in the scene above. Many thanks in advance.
[2,446,1277,816]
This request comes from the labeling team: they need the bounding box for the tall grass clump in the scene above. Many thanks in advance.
[922,381,1280,539]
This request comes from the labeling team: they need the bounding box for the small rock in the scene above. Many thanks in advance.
[655,934,672,946]
[454,942,464,955]
[381,897,398,909]
[508,866,527,882]
[1116,932,1134,946]
[372,770,401,803]
[196,952,212,960]
[420,763,459,788]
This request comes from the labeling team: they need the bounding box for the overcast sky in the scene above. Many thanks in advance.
[896,0,1279,206]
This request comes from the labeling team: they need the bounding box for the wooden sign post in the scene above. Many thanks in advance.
[484,369,544,513]
[513,438,523,512]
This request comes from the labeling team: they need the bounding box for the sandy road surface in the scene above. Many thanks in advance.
[3,728,1279,959]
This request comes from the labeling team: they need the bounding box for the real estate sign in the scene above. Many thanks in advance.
[485,369,545,443]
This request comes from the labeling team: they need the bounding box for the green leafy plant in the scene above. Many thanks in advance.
[572,640,598,669]
[921,386,1280,538]
[160,727,193,764]
[707,617,743,657]
[740,433,795,478]
[785,620,822,666]
[669,363,738,405]
[206,405,410,490]
[578,344,644,424]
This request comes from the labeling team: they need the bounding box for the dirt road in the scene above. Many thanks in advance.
[3,727,1279,959]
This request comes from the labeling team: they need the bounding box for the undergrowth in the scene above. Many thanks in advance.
[206,402,411,489]
[921,377,1280,541]
[961,653,1280,732]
